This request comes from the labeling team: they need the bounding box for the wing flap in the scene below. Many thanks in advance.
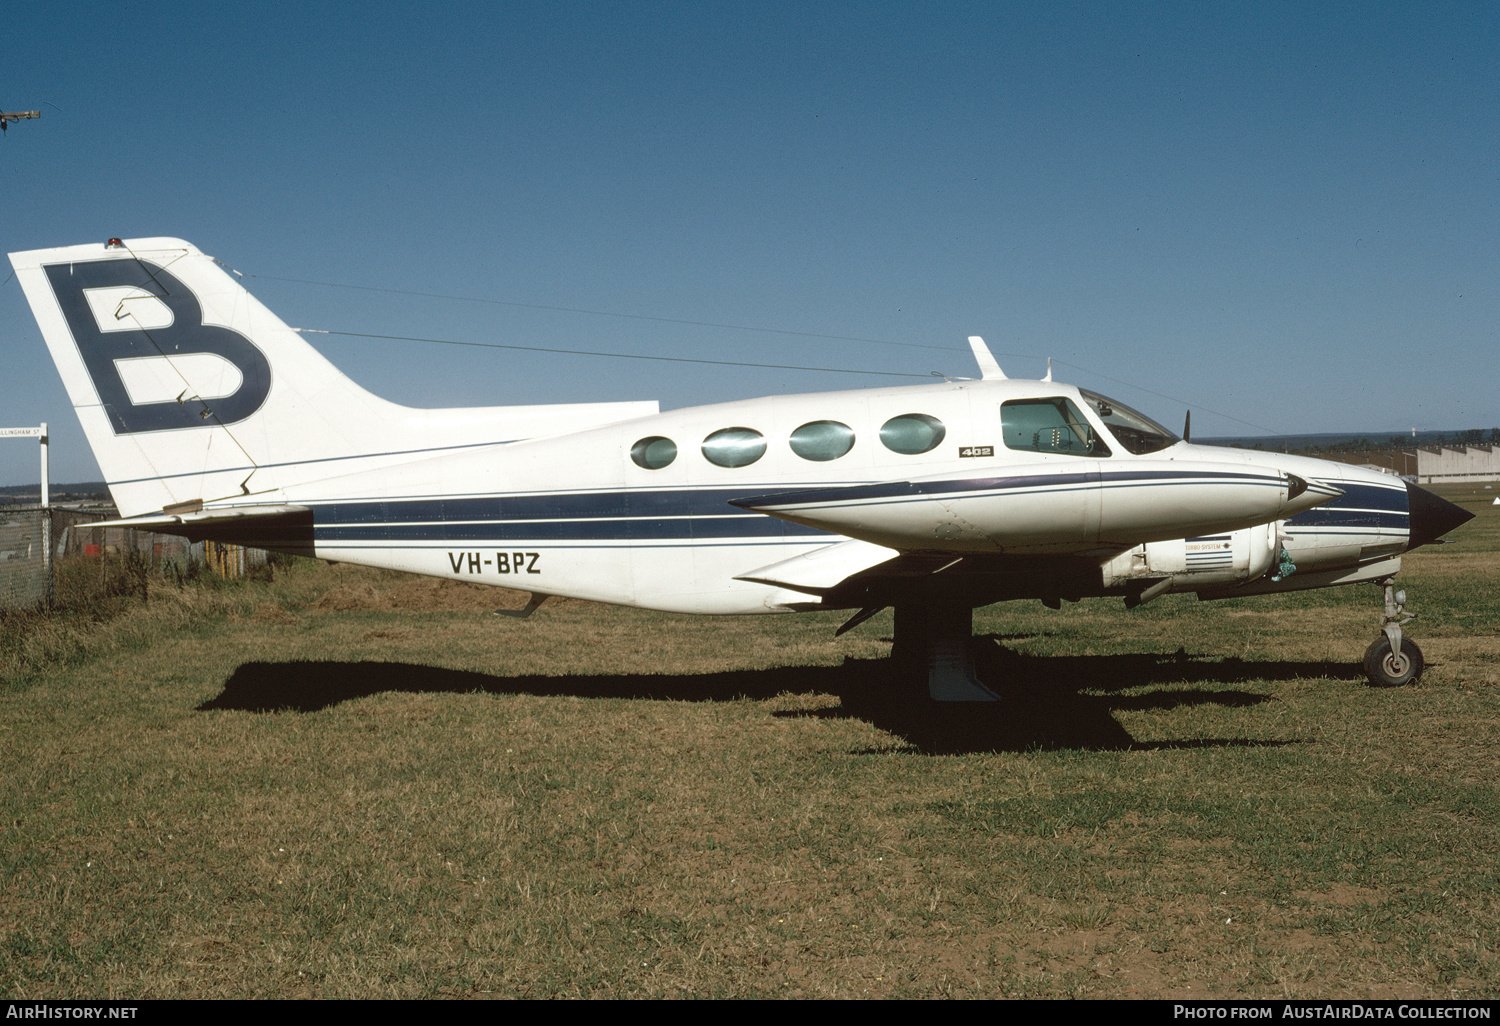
[733,538,901,595]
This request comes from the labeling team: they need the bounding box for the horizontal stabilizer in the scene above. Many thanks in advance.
[81,504,312,532]
[79,503,315,551]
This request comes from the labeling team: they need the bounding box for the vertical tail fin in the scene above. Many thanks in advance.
[9,238,656,516]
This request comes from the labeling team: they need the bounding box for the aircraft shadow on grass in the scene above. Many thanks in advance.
[199,636,1358,755]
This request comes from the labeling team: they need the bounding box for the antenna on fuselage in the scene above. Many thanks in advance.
[967,336,1006,380]
[1044,357,1053,382]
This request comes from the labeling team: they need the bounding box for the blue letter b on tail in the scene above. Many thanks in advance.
[44,259,271,434]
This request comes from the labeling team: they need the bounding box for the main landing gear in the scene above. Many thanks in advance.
[1364,580,1423,688]
[890,604,1000,701]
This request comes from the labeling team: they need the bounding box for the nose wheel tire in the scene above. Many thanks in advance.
[1363,636,1423,688]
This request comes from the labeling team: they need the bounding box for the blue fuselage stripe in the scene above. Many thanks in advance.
[315,517,830,542]
[297,476,1410,545]
[1284,509,1409,529]
[1310,482,1408,512]
[313,488,771,524]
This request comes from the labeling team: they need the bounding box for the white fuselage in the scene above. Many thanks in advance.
[227,378,1408,614]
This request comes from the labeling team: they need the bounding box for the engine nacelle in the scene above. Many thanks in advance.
[1102,521,1278,591]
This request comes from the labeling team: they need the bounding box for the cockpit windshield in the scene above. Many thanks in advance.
[1079,390,1180,455]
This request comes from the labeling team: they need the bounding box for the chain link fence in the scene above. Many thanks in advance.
[0,507,52,609]
[0,504,269,611]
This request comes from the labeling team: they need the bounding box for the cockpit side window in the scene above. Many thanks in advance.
[1001,398,1112,457]
[1079,390,1179,455]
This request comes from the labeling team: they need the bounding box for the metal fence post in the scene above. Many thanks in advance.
[40,423,53,609]
[0,423,51,610]
[42,507,53,609]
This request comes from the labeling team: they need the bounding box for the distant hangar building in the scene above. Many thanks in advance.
[1320,445,1500,485]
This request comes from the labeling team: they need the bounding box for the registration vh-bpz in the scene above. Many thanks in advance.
[8,238,1474,698]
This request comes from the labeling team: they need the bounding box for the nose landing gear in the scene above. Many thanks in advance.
[1364,581,1423,687]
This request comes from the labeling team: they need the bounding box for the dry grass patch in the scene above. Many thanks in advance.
[1,490,1496,998]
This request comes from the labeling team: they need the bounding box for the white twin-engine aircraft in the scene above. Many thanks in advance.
[9,238,1474,699]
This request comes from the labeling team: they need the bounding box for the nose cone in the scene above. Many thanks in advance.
[1406,483,1475,549]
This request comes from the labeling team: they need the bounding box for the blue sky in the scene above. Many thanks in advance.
[3,2,1496,484]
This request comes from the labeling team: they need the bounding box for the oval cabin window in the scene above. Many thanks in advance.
[702,427,767,468]
[879,413,946,455]
[630,436,677,470]
[789,420,855,462]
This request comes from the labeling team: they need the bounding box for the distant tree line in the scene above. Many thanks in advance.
[1302,428,1500,453]
[1237,427,1500,454]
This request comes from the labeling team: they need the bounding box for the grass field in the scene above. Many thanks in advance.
[2,486,1497,998]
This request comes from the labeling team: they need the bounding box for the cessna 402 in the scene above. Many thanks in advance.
[9,238,1473,699]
